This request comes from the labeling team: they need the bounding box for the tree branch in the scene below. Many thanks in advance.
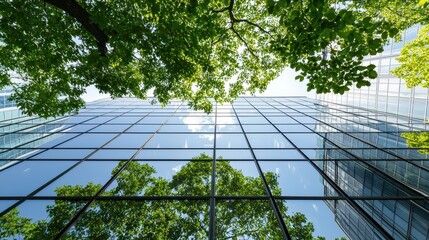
[234,19,273,38]
[230,27,257,58]
[212,0,260,59]
[44,0,109,56]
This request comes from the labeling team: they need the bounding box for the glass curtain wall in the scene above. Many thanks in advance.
[0,97,428,240]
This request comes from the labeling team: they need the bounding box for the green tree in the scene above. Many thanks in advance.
[352,1,429,89]
[0,0,408,117]
[401,131,429,154]
[391,25,429,88]
[0,154,330,239]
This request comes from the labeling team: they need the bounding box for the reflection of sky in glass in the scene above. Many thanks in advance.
[36,161,119,196]
[137,149,212,159]
[0,161,75,196]
[260,161,337,196]
[247,134,293,148]
[216,134,247,148]
[145,134,214,148]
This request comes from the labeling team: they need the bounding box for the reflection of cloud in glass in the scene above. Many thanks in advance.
[312,204,319,212]
[181,114,215,141]
[287,162,297,175]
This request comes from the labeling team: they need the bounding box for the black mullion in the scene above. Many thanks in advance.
[2,195,427,201]
[54,103,183,239]
[231,101,291,240]
[209,102,217,240]
[260,97,394,240]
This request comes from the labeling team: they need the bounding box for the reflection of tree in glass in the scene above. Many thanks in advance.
[401,132,429,154]
[1,154,327,239]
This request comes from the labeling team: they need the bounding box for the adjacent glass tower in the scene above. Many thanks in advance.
[0,97,427,239]
[318,24,429,121]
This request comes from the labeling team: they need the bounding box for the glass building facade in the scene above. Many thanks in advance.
[318,24,429,121]
[0,97,428,239]
[0,86,65,165]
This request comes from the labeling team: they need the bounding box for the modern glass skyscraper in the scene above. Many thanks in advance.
[0,97,427,239]
[0,86,67,165]
[318,25,429,121]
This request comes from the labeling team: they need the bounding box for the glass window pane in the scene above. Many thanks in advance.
[37,133,79,148]
[285,133,326,148]
[254,149,304,160]
[216,125,242,133]
[216,161,265,196]
[61,124,98,133]
[89,149,138,160]
[267,116,298,124]
[277,200,348,239]
[216,200,283,238]
[247,134,293,148]
[217,116,239,124]
[139,116,170,124]
[105,161,211,196]
[36,161,121,196]
[104,134,152,148]
[159,124,214,133]
[0,161,75,196]
[126,124,160,133]
[107,117,142,124]
[277,124,312,133]
[216,150,252,159]
[260,161,337,196]
[238,117,269,124]
[242,125,278,132]
[56,134,117,148]
[30,149,94,159]
[136,149,212,159]
[145,134,214,148]
[216,134,247,148]
[90,125,129,133]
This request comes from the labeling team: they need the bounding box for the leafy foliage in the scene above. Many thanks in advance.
[391,25,429,88]
[401,131,429,154]
[0,0,416,117]
[0,154,331,239]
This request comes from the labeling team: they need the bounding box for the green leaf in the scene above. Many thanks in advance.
[368,70,378,78]
[389,28,399,38]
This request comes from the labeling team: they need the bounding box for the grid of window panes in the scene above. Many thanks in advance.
[0,97,428,240]
[0,86,17,109]
[318,24,429,121]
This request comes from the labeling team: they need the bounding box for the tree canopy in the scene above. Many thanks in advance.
[0,155,330,239]
[0,0,426,117]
